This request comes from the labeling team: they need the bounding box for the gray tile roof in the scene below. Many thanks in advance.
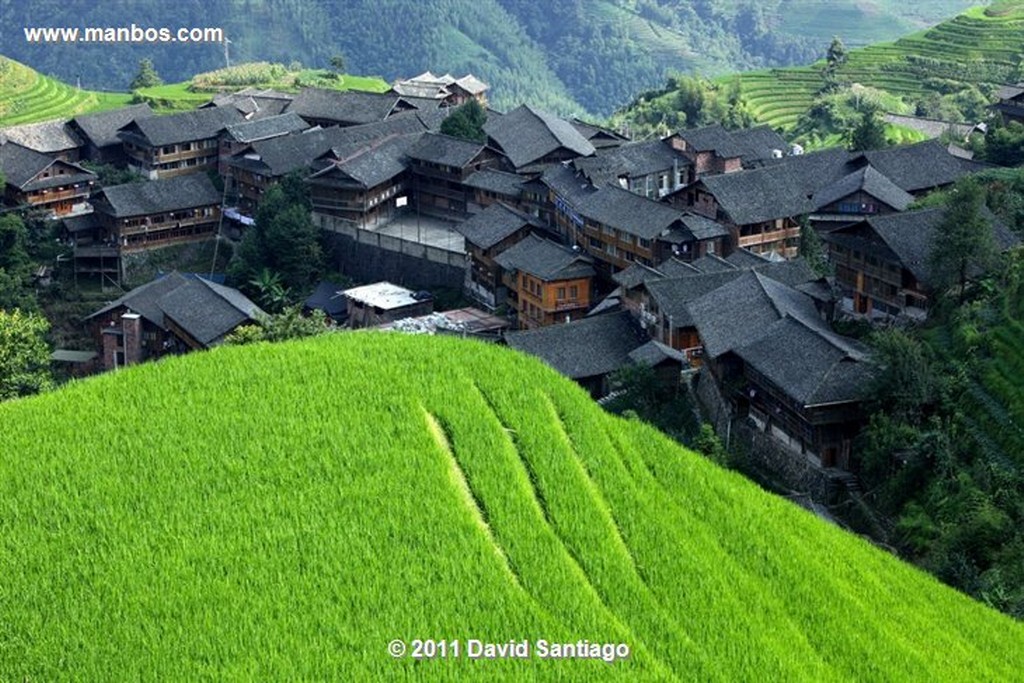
[576,185,690,240]
[1,119,82,154]
[72,104,154,149]
[457,202,537,250]
[859,140,975,193]
[484,104,595,170]
[688,271,826,359]
[304,280,348,318]
[687,254,739,274]
[812,165,915,212]
[97,174,221,218]
[505,310,648,379]
[573,139,687,185]
[698,164,816,225]
[612,262,669,289]
[288,88,404,125]
[541,163,598,204]
[406,132,487,168]
[570,118,628,148]
[307,133,417,189]
[462,168,524,196]
[628,339,687,366]
[454,74,489,95]
[494,233,595,281]
[86,272,191,327]
[0,142,95,189]
[156,277,262,346]
[646,270,746,327]
[735,315,871,406]
[224,112,309,143]
[676,124,787,164]
[725,248,772,268]
[677,124,746,157]
[63,213,101,235]
[118,106,244,147]
[996,83,1024,101]
[882,114,977,141]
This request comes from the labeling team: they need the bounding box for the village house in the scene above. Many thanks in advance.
[391,72,490,108]
[0,142,96,216]
[1,119,84,161]
[200,88,294,119]
[505,310,679,398]
[687,270,871,469]
[118,106,245,179]
[303,280,350,324]
[572,138,690,199]
[69,104,154,166]
[570,118,629,150]
[462,168,529,214]
[85,272,262,371]
[823,207,1019,320]
[809,165,915,231]
[90,173,222,253]
[287,88,435,128]
[343,281,434,328]
[666,123,788,182]
[484,104,596,174]
[218,112,310,177]
[991,82,1024,125]
[457,202,542,308]
[406,132,504,221]
[494,233,595,329]
[306,133,419,228]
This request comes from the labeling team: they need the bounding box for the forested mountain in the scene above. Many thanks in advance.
[0,0,980,116]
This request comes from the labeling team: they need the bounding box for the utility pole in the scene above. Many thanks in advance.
[222,36,232,69]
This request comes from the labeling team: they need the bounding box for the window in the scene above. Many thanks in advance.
[569,285,578,299]
[638,237,651,250]
[557,287,566,300]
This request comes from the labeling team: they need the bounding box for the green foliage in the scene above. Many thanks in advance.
[977,121,1024,167]
[798,219,829,276]
[0,213,37,312]
[0,308,53,401]
[329,54,346,75]
[847,108,890,151]
[229,173,323,298]
[129,58,162,90]
[605,363,699,443]
[439,99,488,142]
[693,423,729,467]
[616,75,753,139]
[928,177,998,300]
[224,306,330,345]
[0,332,1022,677]
[80,162,144,187]
[821,35,848,92]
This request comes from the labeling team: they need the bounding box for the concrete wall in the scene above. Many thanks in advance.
[320,217,466,290]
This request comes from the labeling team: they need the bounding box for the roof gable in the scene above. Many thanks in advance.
[457,202,537,250]
[97,174,221,217]
[72,103,154,148]
[484,105,595,170]
[118,106,244,147]
[494,233,594,281]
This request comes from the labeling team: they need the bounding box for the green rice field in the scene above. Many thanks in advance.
[0,56,132,126]
[0,333,1021,680]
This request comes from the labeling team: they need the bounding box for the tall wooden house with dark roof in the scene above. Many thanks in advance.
[69,104,154,166]
[218,112,309,177]
[809,165,914,231]
[572,139,690,199]
[687,270,871,469]
[823,207,1019,320]
[286,89,430,128]
[91,174,222,252]
[494,233,595,329]
[0,142,96,216]
[667,124,787,182]
[457,202,541,308]
[462,168,528,214]
[118,106,244,179]
[307,133,419,229]
[483,105,596,173]
[406,132,502,221]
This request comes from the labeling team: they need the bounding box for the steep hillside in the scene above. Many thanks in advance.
[620,1,1024,136]
[0,0,982,116]
[0,333,1021,679]
[0,56,132,126]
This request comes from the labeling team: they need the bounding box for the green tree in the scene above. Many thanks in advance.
[847,108,888,151]
[329,54,346,82]
[799,218,829,276]
[979,121,1024,167]
[225,305,330,345]
[928,177,997,302]
[821,35,847,91]
[229,173,323,297]
[248,268,290,313]
[694,423,729,467]
[0,214,36,312]
[440,99,488,143]
[0,309,53,401]
[130,58,163,89]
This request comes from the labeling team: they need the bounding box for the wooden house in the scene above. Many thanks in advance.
[218,112,309,177]
[666,124,786,182]
[287,88,431,128]
[457,202,541,308]
[991,82,1024,125]
[406,132,503,221]
[391,72,490,108]
[494,233,595,329]
[572,139,690,200]
[822,207,1019,320]
[483,105,595,173]
[117,106,244,179]
[463,168,528,215]
[85,272,261,371]
[91,174,222,252]
[0,142,96,216]
[69,104,153,166]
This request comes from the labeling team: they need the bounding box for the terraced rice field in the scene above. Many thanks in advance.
[0,56,132,126]
[717,2,1024,132]
[0,333,1021,680]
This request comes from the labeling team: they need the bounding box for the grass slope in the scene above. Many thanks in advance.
[1,333,1022,680]
[723,2,1024,131]
[0,56,132,126]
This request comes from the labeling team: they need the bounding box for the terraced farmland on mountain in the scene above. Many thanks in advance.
[0,333,1021,680]
[723,2,1024,131]
[0,56,132,126]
